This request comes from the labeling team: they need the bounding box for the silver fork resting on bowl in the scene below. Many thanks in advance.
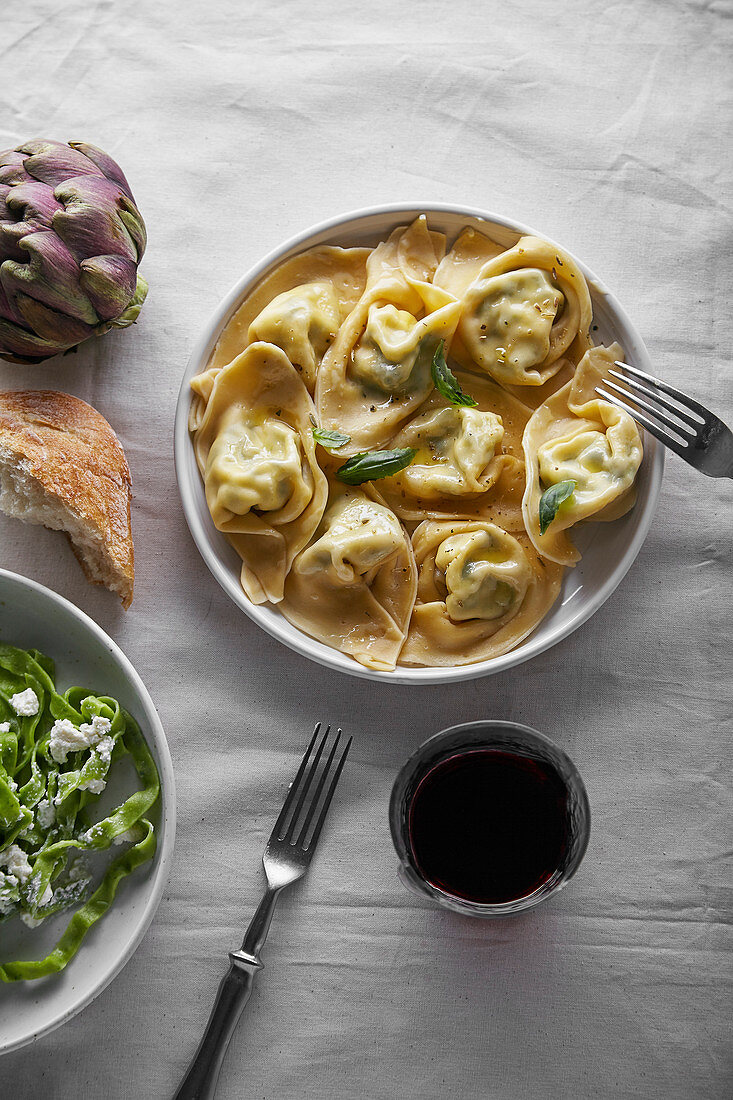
[597,361,733,478]
[174,724,352,1100]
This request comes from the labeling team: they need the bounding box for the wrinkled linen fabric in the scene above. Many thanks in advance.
[0,1,731,1097]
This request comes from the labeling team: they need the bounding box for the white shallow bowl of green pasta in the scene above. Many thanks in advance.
[0,569,175,1054]
[174,204,664,684]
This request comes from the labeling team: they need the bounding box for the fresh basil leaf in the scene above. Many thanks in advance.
[431,341,477,407]
[310,416,351,451]
[539,480,576,535]
[336,448,417,485]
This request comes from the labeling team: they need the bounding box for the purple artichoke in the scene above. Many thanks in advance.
[0,139,147,363]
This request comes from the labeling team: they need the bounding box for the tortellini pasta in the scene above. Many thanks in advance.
[281,482,417,671]
[206,413,311,521]
[398,521,563,667]
[351,302,428,393]
[189,245,369,427]
[435,527,532,622]
[192,342,328,604]
[247,282,341,393]
[522,344,643,565]
[316,217,462,452]
[189,217,646,671]
[378,369,532,527]
[441,233,592,390]
[392,404,506,497]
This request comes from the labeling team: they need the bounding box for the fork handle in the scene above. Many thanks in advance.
[173,954,261,1100]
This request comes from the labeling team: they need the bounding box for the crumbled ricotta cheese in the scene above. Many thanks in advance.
[10,688,39,716]
[48,719,85,763]
[75,730,114,795]
[23,870,54,910]
[0,843,32,882]
[85,715,112,740]
[0,870,19,914]
[78,776,106,795]
[36,798,55,830]
[95,735,114,765]
[0,721,10,733]
[48,714,112,764]
[20,912,46,928]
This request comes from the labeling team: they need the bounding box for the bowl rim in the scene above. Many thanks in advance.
[174,202,664,685]
[0,567,177,1054]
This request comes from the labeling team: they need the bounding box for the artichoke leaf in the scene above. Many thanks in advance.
[14,292,93,346]
[70,141,134,201]
[107,274,148,329]
[3,231,99,324]
[79,254,137,322]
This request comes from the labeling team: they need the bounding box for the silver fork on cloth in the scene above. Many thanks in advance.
[596,361,733,478]
[174,723,352,1100]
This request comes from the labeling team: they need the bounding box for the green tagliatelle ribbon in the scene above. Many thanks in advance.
[0,644,160,982]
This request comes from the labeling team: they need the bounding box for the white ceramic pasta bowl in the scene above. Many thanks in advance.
[174,204,664,685]
[0,569,176,1053]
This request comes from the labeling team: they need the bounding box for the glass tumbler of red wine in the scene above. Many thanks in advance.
[389,720,591,917]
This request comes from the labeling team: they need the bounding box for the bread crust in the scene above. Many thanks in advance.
[0,390,134,607]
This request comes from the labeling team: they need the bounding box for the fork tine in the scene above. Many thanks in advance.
[279,723,330,842]
[271,723,322,840]
[294,729,342,848]
[302,736,352,853]
[608,369,703,432]
[614,361,712,423]
[596,387,690,459]
[602,377,695,442]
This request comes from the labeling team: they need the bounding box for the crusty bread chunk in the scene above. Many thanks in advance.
[0,390,134,607]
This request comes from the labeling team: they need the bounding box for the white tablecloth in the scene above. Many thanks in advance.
[1,1,731,1096]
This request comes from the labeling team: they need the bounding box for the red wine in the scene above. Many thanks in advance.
[408,749,569,904]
